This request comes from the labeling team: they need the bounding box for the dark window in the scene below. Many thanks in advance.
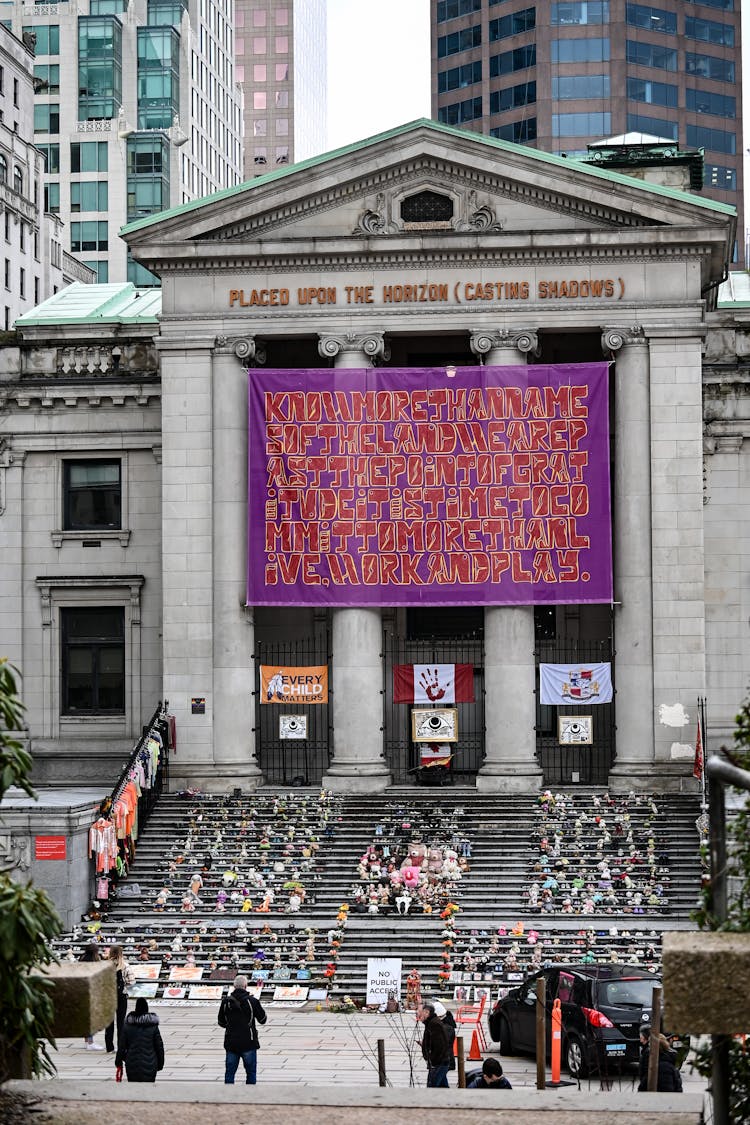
[406,606,483,639]
[490,8,536,41]
[63,459,121,529]
[626,112,678,139]
[490,44,536,76]
[686,87,735,117]
[61,606,125,714]
[437,24,481,57]
[627,77,678,106]
[490,80,536,112]
[687,123,736,153]
[438,95,483,124]
[625,39,676,69]
[400,191,454,223]
[625,3,676,32]
[685,15,734,45]
[705,162,736,189]
[436,0,481,22]
[491,117,537,141]
[438,60,482,93]
[685,52,734,82]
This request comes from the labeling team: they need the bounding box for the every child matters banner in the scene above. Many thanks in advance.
[247,364,612,606]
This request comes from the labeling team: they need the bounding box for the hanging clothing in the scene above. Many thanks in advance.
[89,818,118,874]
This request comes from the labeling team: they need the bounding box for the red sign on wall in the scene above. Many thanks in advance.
[35,835,66,860]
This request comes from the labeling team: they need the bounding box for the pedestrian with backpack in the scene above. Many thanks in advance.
[218,974,267,1084]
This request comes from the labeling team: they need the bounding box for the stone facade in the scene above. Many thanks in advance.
[0,122,747,794]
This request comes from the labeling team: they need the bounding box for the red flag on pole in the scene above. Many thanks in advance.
[693,717,704,781]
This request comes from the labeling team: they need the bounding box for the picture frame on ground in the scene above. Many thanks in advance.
[474,987,490,1004]
[453,985,468,1002]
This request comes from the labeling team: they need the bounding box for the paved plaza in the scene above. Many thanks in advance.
[49,1002,706,1093]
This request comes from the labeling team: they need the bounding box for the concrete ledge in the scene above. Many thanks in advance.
[9,1080,703,1123]
[663,930,750,1034]
[41,962,116,1037]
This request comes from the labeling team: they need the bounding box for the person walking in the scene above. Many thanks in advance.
[418,999,453,1088]
[115,998,164,1083]
[218,974,267,1084]
[80,944,104,1051]
[104,943,134,1053]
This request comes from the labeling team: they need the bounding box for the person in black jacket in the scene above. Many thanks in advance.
[115,998,164,1083]
[638,1030,683,1093]
[418,999,453,1088]
[467,1058,513,1089]
[104,943,134,1053]
[218,974,268,1084]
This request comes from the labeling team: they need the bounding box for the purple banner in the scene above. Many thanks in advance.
[247,364,612,607]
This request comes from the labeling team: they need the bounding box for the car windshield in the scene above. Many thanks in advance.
[599,978,659,1008]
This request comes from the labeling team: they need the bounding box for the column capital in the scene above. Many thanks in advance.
[601,325,646,353]
[469,329,540,359]
[214,335,267,366]
[318,332,390,364]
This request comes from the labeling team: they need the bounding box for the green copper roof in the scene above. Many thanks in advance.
[15,282,161,326]
[120,117,735,238]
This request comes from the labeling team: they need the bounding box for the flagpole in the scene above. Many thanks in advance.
[699,696,708,812]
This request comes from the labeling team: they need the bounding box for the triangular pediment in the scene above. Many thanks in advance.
[122,119,733,280]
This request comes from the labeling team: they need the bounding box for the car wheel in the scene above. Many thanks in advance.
[566,1034,589,1078]
[496,1015,513,1056]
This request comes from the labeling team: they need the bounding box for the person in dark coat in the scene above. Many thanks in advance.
[115,998,164,1083]
[418,999,453,1088]
[218,974,268,1084]
[104,943,133,1053]
[638,1031,683,1092]
[467,1058,513,1089]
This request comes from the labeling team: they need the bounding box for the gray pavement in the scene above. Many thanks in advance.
[47,1001,706,1093]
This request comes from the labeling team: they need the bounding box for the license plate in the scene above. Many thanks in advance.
[606,1044,626,1054]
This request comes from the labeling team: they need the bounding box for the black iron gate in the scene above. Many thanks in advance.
[383,628,485,784]
[254,629,332,786]
[535,637,615,786]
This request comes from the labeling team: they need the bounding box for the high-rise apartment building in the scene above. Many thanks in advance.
[235,0,326,179]
[1,0,244,285]
[0,25,91,328]
[431,0,743,259]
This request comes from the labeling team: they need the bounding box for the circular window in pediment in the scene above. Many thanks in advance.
[400,190,454,224]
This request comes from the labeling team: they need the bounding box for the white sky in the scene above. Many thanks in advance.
[326,0,431,150]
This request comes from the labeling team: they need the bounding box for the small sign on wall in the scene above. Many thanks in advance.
[35,835,66,860]
[191,698,206,715]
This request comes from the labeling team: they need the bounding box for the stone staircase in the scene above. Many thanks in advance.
[53,787,703,1002]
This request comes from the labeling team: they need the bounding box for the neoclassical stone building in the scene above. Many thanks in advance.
[1,120,747,795]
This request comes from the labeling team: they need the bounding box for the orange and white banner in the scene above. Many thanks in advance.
[260,665,328,704]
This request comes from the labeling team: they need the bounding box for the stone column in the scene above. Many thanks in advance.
[319,332,391,792]
[211,336,264,789]
[471,330,543,792]
[602,326,655,789]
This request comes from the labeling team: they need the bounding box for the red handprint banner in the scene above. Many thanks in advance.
[394,664,474,704]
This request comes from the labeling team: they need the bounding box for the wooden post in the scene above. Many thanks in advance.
[536,976,546,1090]
[457,1034,466,1087]
[377,1038,386,1087]
[646,984,662,1092]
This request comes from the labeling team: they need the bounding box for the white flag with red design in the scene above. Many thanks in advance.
[393,664,474,704]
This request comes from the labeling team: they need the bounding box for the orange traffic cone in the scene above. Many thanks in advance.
[468,1030,483,1061]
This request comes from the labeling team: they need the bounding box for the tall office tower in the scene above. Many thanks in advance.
[0,25,87,327]
[235,0,326,180]
[2,0,244,285]
[431,0,744,260]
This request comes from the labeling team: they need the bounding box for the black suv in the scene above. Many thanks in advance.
[488,963,659,1076]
